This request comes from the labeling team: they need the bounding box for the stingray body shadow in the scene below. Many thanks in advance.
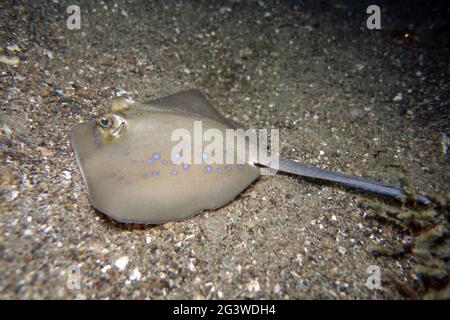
[71,90,431,224]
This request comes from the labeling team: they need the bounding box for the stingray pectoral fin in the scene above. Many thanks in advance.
[71,120,130,222]
[71,120,99,199]
[147,90,238,128]
[70,120,143,222]
[71,120,129,222]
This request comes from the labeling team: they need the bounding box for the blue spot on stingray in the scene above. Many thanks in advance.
[201,152,208,161]
[225,165,232,171]
[161,159,168,165]
[142,173,149,178]
[171,161,177,166]
[147,159,153,165]
[170,169,178,175]
[237,164,244,170]
[173,153,181,161]
[182,163,190,170]
[152,152,161,160]
[151,170,159,177]
[205,165,212,173]
[216,167,222,174]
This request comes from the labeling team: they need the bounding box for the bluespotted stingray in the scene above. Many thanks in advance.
[71,90,431,224]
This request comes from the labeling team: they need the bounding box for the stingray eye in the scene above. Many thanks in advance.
[98,116,113,128]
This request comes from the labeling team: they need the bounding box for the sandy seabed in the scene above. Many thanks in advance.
[0,0,449,299]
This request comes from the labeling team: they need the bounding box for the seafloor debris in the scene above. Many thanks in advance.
[364,192,450,299]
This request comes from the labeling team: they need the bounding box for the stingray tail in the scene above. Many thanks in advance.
[258,158,432,205]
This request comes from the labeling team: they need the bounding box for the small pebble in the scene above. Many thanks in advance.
[0,55,20,65]
[23,229,33,237]
[43,49,54,59]
[101,265,112,273]
[274,283,282,295]
[114,256,129,272]
[129,268,142,281]
[6,44,21,52]
[61,171,71,180]
[247,279,261,292]
[11,191,19,200]
[393,93,403,102]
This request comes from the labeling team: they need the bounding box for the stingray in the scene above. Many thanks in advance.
[71,90,431,224]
